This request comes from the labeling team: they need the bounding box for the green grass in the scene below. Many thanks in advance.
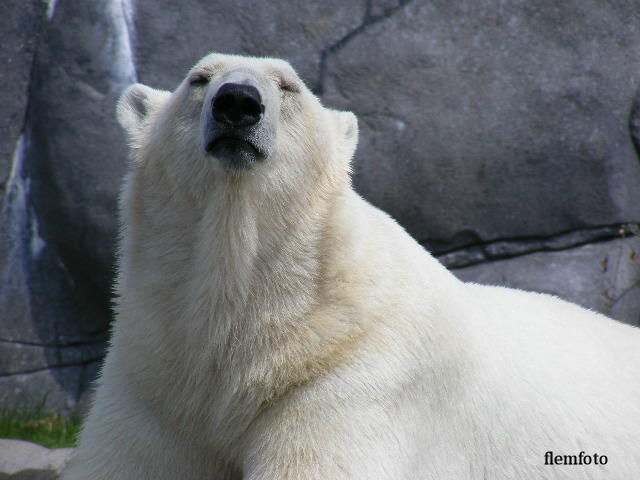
[0,407,82,448]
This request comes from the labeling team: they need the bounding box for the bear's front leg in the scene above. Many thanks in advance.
[60,388,216,480]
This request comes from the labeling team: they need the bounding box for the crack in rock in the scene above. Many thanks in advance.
[314,0,412,95]
[438,224,636,269]
[608,278,640,309]
[630,85,640,162]
[0,357,104,378]
[0,338,106,348]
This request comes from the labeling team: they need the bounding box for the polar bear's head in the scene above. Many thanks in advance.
[117,53,358,194]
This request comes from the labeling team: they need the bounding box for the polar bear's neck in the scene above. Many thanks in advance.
[113,149,374,447]
[118,156,341,361]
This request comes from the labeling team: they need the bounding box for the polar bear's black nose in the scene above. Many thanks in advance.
[212,83,264,128]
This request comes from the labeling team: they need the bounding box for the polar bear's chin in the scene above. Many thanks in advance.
[207,137,263,169]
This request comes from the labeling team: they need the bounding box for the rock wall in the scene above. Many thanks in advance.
[0,0,639,413]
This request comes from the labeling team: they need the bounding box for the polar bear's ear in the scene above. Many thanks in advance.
[333,110,359,159]
[117,83,169,138]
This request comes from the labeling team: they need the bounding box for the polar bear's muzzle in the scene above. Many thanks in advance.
[203,79,272,169]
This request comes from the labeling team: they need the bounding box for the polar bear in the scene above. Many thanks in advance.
[62,53,640,480]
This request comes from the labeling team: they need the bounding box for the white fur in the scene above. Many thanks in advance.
[62,53,640,480]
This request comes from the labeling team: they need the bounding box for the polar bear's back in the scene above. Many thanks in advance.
[457,282,640,475]
[465,282,640,368]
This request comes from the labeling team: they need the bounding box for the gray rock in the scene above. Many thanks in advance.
[453,236,640,327]
[0,439,72,475]
[24,0,135,343]
[133,0,365,91]
[322,0,640,252]
[0,0,132,411]
[0,366,85,413]
[0,0,45,196]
